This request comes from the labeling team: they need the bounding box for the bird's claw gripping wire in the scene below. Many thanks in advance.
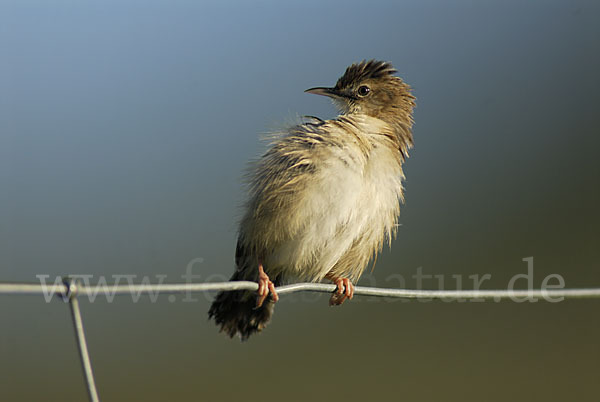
[328,277,355,306]
[256,262,279,308]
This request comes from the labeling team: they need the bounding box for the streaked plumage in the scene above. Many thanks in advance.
[209,60,415,340]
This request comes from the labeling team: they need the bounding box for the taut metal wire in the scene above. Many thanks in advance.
[2,281,600,299]
[1,279,600,402]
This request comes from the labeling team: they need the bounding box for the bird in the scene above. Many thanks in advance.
[208,60,415,340]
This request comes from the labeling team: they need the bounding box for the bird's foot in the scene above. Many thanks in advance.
[256,262,278,308]
[328,277,354,306]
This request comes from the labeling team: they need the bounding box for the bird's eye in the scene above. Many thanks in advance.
[357,85,371,97]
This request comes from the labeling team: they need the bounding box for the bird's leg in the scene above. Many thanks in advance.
[325,273,355,306]
[256,260,279,308]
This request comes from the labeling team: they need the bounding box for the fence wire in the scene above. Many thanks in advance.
[3,281,600,299]
[1,279,600,402]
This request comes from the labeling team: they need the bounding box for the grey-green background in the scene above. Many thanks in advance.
[1,0,598,401]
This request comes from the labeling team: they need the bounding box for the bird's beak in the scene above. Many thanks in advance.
[304,87,340,98]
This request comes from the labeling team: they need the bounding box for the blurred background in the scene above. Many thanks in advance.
[1,0,598,400]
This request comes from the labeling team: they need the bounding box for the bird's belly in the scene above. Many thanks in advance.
[266,146,403,282]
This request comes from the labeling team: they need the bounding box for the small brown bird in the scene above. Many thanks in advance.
[208,60,415,340]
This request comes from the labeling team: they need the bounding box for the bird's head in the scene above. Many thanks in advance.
[305,60,415,124]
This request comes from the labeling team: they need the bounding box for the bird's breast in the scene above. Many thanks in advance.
[264,121,405,281]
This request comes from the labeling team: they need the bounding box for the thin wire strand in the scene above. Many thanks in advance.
[0,282,67,295]
[64,280,100,402]
[1,281,600,299]
[2,279,600,402]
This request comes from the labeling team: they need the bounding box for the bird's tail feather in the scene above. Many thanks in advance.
[208,273,279,341]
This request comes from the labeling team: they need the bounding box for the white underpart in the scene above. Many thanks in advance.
[266,115,404,282]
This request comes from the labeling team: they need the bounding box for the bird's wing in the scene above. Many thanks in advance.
[237,124,330,261]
